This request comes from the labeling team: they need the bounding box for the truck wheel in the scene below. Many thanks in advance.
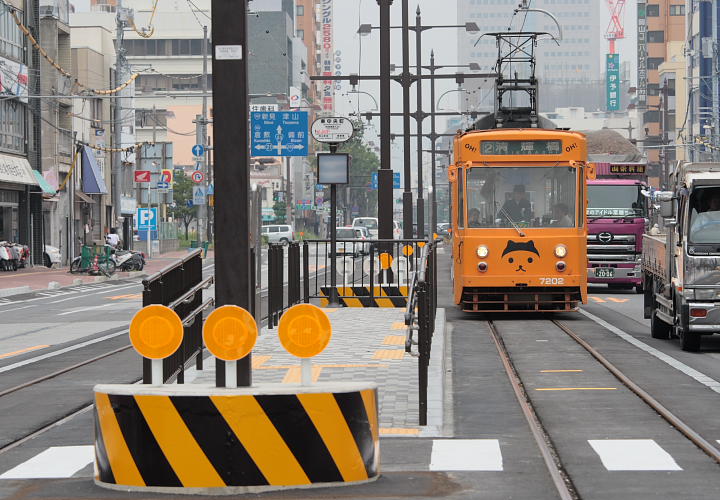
[680,330,701,352]
[650,311,672,339]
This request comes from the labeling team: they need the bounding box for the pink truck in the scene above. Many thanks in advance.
[587,162,648,293]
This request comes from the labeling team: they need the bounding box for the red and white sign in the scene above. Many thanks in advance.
[134,170,151,183]
[161,169,173,183]
[191,171,205,183]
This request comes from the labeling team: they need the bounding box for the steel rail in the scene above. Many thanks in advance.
[552,319,720,465]
[0,344,134,399]
[487,320,578,500]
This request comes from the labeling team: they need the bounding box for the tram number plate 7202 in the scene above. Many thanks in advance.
[539,277,565,285]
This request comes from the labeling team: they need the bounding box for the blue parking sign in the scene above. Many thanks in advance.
[137,208,158,231]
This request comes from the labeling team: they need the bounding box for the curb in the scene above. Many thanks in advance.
[420,307,446,438]
[0,271,150,299]
[0,286,31,298]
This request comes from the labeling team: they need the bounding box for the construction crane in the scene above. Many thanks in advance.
[605,0,626,54]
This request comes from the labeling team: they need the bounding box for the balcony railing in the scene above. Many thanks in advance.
[39,0,69,23]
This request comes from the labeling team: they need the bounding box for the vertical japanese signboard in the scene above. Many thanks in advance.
[320,0,334,112]
[637,1,647,108]
[606,54,620,111]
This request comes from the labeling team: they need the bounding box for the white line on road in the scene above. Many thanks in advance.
[0,329,128,374]
[0,305,33,313]
[588,439,682,471]
[429,439,503,471]
[57,303,114,316]
[0,446,94,479]
[581,309,720,394]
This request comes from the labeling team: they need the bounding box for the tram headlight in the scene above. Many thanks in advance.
[476,245,489,258]
[554,244,568,258]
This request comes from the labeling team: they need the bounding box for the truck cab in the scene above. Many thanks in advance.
[643,163,720,351]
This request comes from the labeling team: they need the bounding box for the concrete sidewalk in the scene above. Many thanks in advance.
[190,307,447,437]
[0,249,214,297]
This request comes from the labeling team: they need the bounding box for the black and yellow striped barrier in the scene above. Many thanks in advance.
[94,385,379,492]
[319,286,409,308]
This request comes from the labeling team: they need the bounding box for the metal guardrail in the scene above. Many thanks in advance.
[141,248,214,383]
[267,242,302,329]
[404,241,438,426]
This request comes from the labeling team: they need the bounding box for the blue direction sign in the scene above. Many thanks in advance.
[137,207,158,231]
[192,144,205,156]
[251,111,309,157]
[157,181,169,190]
[371,172,401,189]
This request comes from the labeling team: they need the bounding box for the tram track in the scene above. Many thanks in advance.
[488,317,720,500]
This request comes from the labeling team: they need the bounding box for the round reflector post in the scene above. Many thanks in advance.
[203,305,259,389]
[129,305,184,386]
[278,304,332,385]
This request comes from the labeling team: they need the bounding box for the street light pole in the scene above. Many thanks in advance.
[429,50,437,237]
[415,7,424,239]
[377,0,394,242]
[401,0,413,239]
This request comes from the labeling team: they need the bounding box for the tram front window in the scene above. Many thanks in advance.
[465,166,577,228]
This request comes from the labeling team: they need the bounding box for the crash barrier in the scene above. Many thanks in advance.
[267,242,302,329]
[304,238,428,308]
[405,241,438,425]
[140,248,214,383]
[95,303,379,493]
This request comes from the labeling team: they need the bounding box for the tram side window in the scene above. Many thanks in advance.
[465,166,577,228]
[457,168,464,228]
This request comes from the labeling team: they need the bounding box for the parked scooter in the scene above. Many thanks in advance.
[0,243,14,271]
[109,245,145,272]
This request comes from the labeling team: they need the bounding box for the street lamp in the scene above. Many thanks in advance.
[436,88,467,111]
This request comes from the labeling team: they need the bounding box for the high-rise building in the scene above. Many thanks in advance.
[457,0,603,113]
[635,0,685,185]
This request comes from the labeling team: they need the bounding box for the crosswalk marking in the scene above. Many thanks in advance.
[430,439,503,471]
[588,440,682,471]
[0,446,94,479]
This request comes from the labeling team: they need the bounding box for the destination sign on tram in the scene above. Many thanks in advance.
[480,140,562,155]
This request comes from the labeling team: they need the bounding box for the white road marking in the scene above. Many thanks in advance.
[581,309,720,393]
[0,446,94,479]
[0,329,128,374]
[57,303,114,316]
[0,282,138,307]
[1,305,33,313]
[588,439,682,471]
[429,439,503,471]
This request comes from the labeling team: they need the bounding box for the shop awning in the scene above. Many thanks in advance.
[0,154,39,186]
[74,190,94,204]
[81,145,108,194]
[32,170,56,195]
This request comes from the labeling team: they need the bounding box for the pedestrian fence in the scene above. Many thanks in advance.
[267,242,302,329]
[141,248,214,383]
[404,241,438,426]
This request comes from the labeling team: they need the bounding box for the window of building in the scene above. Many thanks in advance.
[0,8,24,62]
[647,30,665,43]
[646,4,660,16]
[296,5,304,16]
[644,110,660,123]
[296,29,304,40]
[647,57,664,70]
[0,100,26,154]
[647,83,660,96]
[669,4,685,15]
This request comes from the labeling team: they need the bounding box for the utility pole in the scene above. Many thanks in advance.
[415,6,424,239]
[429,50,437,237]
[377,0,394,241]
[195,24,209,244]
[112,0,126,230]
[400,0,413,239]
[285,157,293,226]
[212,0,251,386]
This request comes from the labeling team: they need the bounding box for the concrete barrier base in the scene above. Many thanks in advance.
[94,382,380,494]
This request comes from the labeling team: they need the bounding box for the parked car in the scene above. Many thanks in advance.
[261,224,295,244]
[351,217,378,238]
[43,245,62,268]
[333,227,370,257]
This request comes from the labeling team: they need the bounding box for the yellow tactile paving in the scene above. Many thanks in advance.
[282,366,324,383]
[380,427,420,436]
[372,349,405,360]
[383,335,406,346]
[391,321,406,330]
[252,355,272,369]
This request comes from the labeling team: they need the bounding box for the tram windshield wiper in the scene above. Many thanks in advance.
[497,205,526,237]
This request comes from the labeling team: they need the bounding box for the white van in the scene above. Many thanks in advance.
[261,224,294,244]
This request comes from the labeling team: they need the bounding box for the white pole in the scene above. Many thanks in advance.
[151,358,163,385]
[301,358,312,385]
[225,361,237,388]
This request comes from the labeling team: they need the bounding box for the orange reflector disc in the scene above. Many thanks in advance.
[379,252,394,269]
[278,304,332,358]
[203,305,258,361]
[129,305,184,359]
[402,245,414,257]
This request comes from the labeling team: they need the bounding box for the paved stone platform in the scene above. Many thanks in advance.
[192,307,447,435]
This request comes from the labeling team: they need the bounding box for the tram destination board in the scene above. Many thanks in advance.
[480,140,562,155]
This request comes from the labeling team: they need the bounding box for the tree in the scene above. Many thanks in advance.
[169,171,197,239]
[273,200,287,223]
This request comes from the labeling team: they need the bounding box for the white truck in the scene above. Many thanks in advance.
[642,162,720,351]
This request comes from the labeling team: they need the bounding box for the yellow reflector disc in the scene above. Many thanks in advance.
[129,305,184,359]
[278,304,332,358]
[418,242,426,248]
[379,252,394,269]
[203,305,258,361]
[402,245,414,257]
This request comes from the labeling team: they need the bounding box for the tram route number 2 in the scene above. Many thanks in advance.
[539,277,565,285]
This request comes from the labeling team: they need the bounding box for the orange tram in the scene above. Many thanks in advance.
[449,128,594,312]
